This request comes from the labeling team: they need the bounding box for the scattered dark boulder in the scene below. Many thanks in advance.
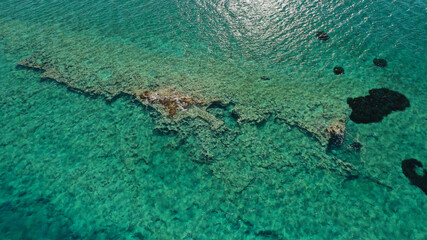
[256,230,279,238]
[350,142,363,151]
[260,76,270,81]
[345,175,359,181]
[373,58,387,67]
[316,31,329,41]
[347,88,410,123]
[35,197,50,204]
[333,66,344,75]
[401,159,427,195]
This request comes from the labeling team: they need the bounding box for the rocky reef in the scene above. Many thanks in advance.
[6,17,352,148]
[138,88,204,117]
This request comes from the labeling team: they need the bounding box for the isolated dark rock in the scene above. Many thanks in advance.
[260,76,270,81]
[347,88,410,123]
[316,31,329,41]
[350,142,363,151]
[373,58,387,67]
[256,230,279,238]
[333,66,344,75]
[401,159,427,195]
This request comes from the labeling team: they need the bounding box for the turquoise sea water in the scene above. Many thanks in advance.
[0,0,426,239]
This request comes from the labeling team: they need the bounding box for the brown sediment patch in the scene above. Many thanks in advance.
[137,88,205,117]
[130,88,225,130]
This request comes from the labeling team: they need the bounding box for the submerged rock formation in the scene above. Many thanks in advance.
[325,118,346,147]
[401,159,427,195]
[333,66,344,75]
[7,18,352,148]
[373,58,387,67]
[17,55,224,130]
[347,88,410,123]
[138,88,204,117]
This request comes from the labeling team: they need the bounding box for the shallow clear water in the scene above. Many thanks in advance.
[0,0,426,239]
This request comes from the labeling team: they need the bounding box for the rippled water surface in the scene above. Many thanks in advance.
[0,0,426,239]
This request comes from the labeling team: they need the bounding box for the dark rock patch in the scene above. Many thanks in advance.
[326,120,346,151]
[316,31,329,41]
[327,133,344,151]
[345,175,359,181]
[256,230,279,238]
[350,142,363,151]
[260,76,270,81]
[347,88,410,123]
[333,66,344,75]
[401,159,427,195]
[373,58,387,67]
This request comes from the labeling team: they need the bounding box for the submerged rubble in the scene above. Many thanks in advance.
[325,118,347,147]
[137,88,204,117]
